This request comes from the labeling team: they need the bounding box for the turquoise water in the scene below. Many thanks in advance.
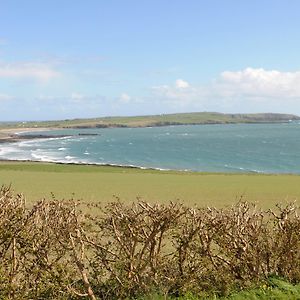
[1,123,300,173]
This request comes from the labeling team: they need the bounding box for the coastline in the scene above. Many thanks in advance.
[0,158,169,171]
[0,127,101,144]
[1,122,299,175]
[1,158,298,176]
[0,127,55,143]
[0,119,296,143]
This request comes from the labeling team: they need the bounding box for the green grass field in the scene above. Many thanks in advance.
[144,279,300,299]
[143,279,300,299]
[1,161,300,208]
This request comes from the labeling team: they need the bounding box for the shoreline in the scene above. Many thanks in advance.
[1,123,299,175]
[0,127,56,143]
[0,127,100,144]
[0,120,296,143]
[0,158,299,176]
[0,158,179,173]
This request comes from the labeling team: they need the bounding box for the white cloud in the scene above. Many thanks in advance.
[0,62,60,83]
[151,68,300,112]
[152,79,199,107]
[0,93,14,101]
[175,79,190,89]
[36,93,92,104]
[70,92,86,103]
[219,68,300,99]
[35,93,108,110]
[119,93,131,103]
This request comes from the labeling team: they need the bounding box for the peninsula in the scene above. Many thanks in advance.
[0,112,299,143]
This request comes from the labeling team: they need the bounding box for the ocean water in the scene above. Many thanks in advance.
[1,123,300,173]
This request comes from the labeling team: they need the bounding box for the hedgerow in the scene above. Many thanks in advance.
[1,185,300,299]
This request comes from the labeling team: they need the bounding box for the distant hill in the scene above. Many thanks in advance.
[1,112,300,130]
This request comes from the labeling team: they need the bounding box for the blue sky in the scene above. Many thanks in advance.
[1,0,300,121]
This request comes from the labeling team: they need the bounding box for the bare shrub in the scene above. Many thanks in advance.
[0,186,95,300]
[270,203,300,282]
[170,202,300,296]
[86,201,184,299]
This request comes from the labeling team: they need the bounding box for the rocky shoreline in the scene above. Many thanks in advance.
[0,134,69,143]
[0,128,101,144]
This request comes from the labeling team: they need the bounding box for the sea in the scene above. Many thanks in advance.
[1,122,300,173]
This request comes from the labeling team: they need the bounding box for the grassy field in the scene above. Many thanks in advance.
[1,112,299,130]
[2,162,300,299]
[145,279,300,299]
[1,161,300,208]
[143,278,300,299]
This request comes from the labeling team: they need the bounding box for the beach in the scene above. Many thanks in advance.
[0,127,55,143]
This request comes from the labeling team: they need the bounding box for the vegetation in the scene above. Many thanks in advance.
[143,280,300,299]
[1,185,300,299]
[1,162,300,207]
[1,112,299,130]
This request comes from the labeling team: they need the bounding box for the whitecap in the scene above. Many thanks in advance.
[65,155,76,160]
[0,146,19,156]
[31,152,49,161]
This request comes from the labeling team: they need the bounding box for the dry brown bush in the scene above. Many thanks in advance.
[86,201,185,298]
[0,186,95,300]
[1,185,300,299]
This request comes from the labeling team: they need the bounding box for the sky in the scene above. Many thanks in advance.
[1,0,300,121]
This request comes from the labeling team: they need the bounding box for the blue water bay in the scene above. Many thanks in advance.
[1,123,300,173]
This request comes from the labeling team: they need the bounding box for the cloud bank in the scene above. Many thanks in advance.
[220,68,300,99]
[2,67,300,120]
[0,62,60,83]
[175,79,190,89]
[152,68,300,112]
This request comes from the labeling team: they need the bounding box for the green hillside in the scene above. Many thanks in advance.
[1,112,299,130]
